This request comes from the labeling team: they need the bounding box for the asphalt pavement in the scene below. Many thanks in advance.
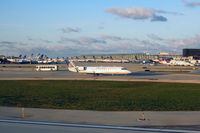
[0,70,200,84]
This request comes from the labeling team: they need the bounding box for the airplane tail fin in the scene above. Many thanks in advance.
[67,60,78,72]
[66,60,76,68]
[135,56,138,60]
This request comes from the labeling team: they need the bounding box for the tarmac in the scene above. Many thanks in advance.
[0,70,200,84]
[0,122,157,133]
[0,63,200,84]
[1,106,200,127]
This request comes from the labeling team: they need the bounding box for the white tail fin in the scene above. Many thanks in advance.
[68,60,76,68]
[67,60,78,72]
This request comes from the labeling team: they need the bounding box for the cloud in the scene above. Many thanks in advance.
[0,41,21,49]
[60,27,81,33]
[101,35,126,41]
[42,40,52,43]
[0,41,17,45]
[182,0,200,7]
[56,35,178,55]
[27,37,53,44]
[151,15,167,22]
[147,34,163,41]
[0,41,23,56]
[45,45,66,52]
[58,36,106,45]
[39,34,200,56]
[57,37,81,45]
[154,9,183,15]
[105,7,181,22]
[2,34,200,57]
[166,34,200,48]
[81,36,106,44]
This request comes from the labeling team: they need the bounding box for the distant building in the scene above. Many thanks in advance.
[0,55,5,59]
[158,52,169,56]
[183,49,200,57]
[144,52,150,55]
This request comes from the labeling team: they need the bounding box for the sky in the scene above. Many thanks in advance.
[0,0,200,57]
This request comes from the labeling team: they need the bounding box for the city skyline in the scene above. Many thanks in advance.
[0,0,200,57]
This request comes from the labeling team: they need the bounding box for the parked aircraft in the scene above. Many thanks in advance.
[67,60,131,75]
[169,60,194,66]
[136,59,154,64]
[134,56,155,64]
[160,59,194,66]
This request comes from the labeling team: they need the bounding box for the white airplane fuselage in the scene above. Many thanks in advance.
[68,61,131,74]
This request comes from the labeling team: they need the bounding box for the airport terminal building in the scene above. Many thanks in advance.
[183,49,200,57]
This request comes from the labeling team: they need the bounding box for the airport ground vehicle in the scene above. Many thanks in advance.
[36,65,58,71]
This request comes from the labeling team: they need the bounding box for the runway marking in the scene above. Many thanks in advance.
[0,119,199,133]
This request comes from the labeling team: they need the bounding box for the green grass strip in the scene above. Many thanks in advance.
[0,80,200,111]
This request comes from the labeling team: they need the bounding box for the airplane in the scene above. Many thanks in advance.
[134,56,155,64]
[169,60,194,66]
[136,59,154,64]
[67,60,131,75]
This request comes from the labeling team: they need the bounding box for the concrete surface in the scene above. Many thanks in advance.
[0,70,200,84]
[0,122,158,133]
[1,107,200,127]
[0,63,198,72]
[0,63,200,84]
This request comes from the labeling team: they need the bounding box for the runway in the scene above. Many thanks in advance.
[0,119,199,133]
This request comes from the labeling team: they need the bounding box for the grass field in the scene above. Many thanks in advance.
[0,80,200,111]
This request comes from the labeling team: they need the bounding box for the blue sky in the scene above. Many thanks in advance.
[0,0,200,57]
